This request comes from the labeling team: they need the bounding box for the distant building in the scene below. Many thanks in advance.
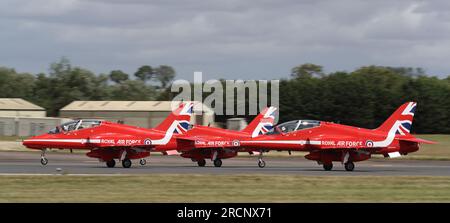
[0,98,45,117]
[0,116,70,137]
[0,98,69,136]
[59,101,215,128]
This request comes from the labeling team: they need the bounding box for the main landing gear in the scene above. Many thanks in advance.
[106,159,116,168]
[321,162,355,171]
[213,159,222,167]
[40,149,48,166]
[344,161,355,171]
[323,163,333,171]
[122,158,132,168]
[197,159,206,167]
[104,158,146,168]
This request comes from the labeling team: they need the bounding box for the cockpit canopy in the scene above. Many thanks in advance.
[48,119,102,134]
[267,120,321,135]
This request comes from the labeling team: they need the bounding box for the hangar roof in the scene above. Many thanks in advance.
[60,101,214,114]
[0,98,45,111]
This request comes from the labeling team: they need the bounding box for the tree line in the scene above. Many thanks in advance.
[0,58,175,116]
[0,59,449,133]
[281,64,449,134]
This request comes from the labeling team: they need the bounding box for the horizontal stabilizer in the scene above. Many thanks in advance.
[397,137,437,144]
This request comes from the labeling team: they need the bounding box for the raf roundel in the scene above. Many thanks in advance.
[365,140,374,148]
[232,140,241,147]
[144,138,152,145]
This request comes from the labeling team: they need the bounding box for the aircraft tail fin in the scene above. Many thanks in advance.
[375,102,416,136]
[242,106,277,137]
[153,102,193,134]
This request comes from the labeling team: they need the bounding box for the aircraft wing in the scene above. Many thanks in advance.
[85,134,156,148]
[176,136,242,149]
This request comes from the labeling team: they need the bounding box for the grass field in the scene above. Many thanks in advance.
[1,174,450,202]
[0,136,26,141]
[406,134,450,160]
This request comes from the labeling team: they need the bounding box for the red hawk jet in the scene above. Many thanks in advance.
[22,102,193,168]
[239,102,435,171]
[176,107,277,167]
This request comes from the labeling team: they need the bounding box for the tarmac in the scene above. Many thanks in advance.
[0,151,449,176]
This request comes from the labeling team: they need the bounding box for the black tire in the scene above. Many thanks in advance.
[139,159,146,166]
[106,159,116,168]
[323,163,333,171]
[258,160,266,168]
[213,159,222,167]
[40,157,48,166]
[122,159,132,168]
[344,162,355,171]
[197,159,206,167]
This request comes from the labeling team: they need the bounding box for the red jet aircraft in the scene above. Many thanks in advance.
[238,102,435,171]
[22,102,194,168]
[175,107,277,167]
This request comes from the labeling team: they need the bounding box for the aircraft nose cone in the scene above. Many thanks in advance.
[22,138,34,147]
[22,136,43,149]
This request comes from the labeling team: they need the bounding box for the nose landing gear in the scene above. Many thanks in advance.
[40,149,48,166]
[257,150,266,168]
[40,157,48,166]
[258,159,266,168]
[139,159,146,166]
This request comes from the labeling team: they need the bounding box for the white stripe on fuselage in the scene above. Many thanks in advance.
[146,121,180,145]
[241,140,321,145]
[24,121,183,146]
[372,120,410,147]
[23,139,101,144]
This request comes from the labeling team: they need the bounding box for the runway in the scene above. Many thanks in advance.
[0,151,450,176]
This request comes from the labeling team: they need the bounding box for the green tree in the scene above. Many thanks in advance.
[154,65,176,88]
[134,65,154,83]
[0,67,36,100]
[110,80,157,100]
[109,70,129,84]
[291,63,324,78]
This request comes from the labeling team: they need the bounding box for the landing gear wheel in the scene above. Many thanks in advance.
[344,161,355,171]
[213,159,222,167]
[139,159,146,166]
[197,159,206,167]
[106,159,116,168]
[323,163,333,171]
[40,157,48,166]
[258,159,266,168]
[122,159,132,168]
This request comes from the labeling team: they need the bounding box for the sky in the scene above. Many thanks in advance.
[1,0,449,80]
